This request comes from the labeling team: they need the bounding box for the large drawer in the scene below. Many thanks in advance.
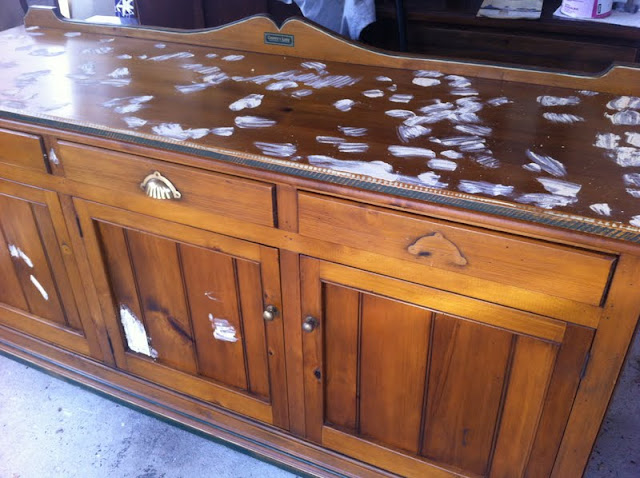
[298,192,615,309]
[0,127,47,172]
[58,141,276,228]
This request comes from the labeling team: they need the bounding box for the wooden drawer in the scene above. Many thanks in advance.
[0,127,47,172]
[58,141,276,227]
[298,192,615,309]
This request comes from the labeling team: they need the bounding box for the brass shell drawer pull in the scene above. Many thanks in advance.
[140,171,182,200]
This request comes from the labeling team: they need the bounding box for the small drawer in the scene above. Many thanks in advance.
[0,127,47,172]
[58,141,275,227]
[298,192,615,308]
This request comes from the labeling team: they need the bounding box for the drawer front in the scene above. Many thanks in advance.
[298,192,615,308]
[58,141,276,227]
[0,128,47,172]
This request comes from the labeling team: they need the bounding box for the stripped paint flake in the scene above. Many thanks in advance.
[386,109,415,119]
[82,46,113,55]
[292,89,313,98]
[152,123,209,141]
[334,99,355,111]
[8,244,34,267]
[605,110,640,126]
[525,149,567,177]
[397,125,431,142]
[414,70,443,78]
[30,47,66,57]
[209,315,239,342]
[79,62,96,75]
[222,54,245,61]
[48,148,59,165]
[517,193,578,209]
[254,141,297,158]
[609,147,640,167]
[388,145,436,158]
[376,76,393,82]
[439,136,485,147]
[100,78,131,87]
[123,116,147,128]
[117,54,132,59]
[266,80,298,91]
[155,43,166,49]
[458,180,514,197]
[108,67,130,78]
[537,96,580,107]
[417,171,448,188]
[211,127,234,136]
[475,155,500,168]
[363,89,384,98]
[590,203,612,216]
[229,93,263,111]
[451,88,478,96]
[64,32,81,37]
[419,101,453,114]
[29,275,48,300]
[175,83,208,94]
[234,116,277,128]
[594,133,620,150]
[607,96,640,110]
[626,133,640,147]
[389,94,413,103]
[412,78,440,87]
[308,155,398,181]
[338,142,369,153]
[338,126,367,137]
[317,136,346,144]
[487,97,512,106]
[631,216,640,228]
[578,90,598,96]
[454,124,492,136]
[537,178,582,197]
[149,52,194,62]
[543,113,584,124]
[626,189,640,198]
[301,61,326,71]
[428,159,457,171]
[623,173,640,187]
[446,75,471,88]
[441,150,463,159]
[120,305,158,358]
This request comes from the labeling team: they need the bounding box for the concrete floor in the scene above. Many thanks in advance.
[0,331,638,477]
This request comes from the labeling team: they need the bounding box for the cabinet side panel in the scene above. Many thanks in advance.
[126,230,198,374]
[359,294,432,454]
[181,244,248,391]
[324,283,360,433]
[421,314,512,475]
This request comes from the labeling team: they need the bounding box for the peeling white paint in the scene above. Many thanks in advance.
[537,178,582,197]
[458,180,513,197]
[206,53,218,58]
[82,46,112,55]
[308,155,398,181]
[475,155,500,168]
[414,70,443,78]
[397,125,431,142]
[120,305,157,358]
[590,203,611,216]
[524,163,542,172]
[222,54,244,61]
[419,101,453,114]
[608,147,640,167]
[376,76,393,82]
[385,109,415,119]
[441,150,463,159]
[412,78,440,87]
[29,275,48,300]
[428,159,457,171]
[202,72,229,85]
[626,189,640,198]
[316,136,346,144]
[446,75,471,88]
[578,90,598,96]
[487,97,512,106]
[117,54,132,59]
[338,143,369,153]
[451,88,478,96]
[64,32,81,37]
[605,110,640,125]
[235,116,276,128]
[594,133,620,150]
[516,193,577,209]
[211,127,234,136]
[79,62,96,75]
[607,96,640,110]
[631,216,640,228]
[30,47,66,57]
[338,126,367,137]
[155,43,166,48]
[626,132,640,147]
[149,52,194,61]
[292,89,313,98]
[537,96,580,106]
[113,103,143,114]
[543,113,584,123]
[229,93,263,111]
[266,80,298,91]
[100,78,131,87]
[363,89,384,98]
[389,94,413,103]
[123,116,147,128]
[254,141,297,157]
[48,148,59,165]
[209,315,239,342]
[525,150,567,177]
[624,173,640,187]
[305,74,360,89]
[334,99,355,111]
[9,244,34,268]
[388,145,436,158]
[175,83,208,94]
[108,67,130,78]
[416,171,448,188]
[454,124,492,136]
[301,61,326,71]
[152,123,209,141]
[439,136,485,147]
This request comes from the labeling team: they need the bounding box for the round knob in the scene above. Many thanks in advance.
[263,305,278,321]
[302,316,319,333]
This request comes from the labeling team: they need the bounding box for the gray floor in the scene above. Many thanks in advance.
[0,331,638,477]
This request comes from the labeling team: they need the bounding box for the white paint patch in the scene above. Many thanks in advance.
[609,147,640,167]
[234,116,276,128]
[9,244,34,268]
[389,94,413,103]
[138,55,147,59]
[266,80,298,91]
[386,109,415,119]
[487,97,512,106]
[451,89,478,96]
[338,126,367,137]
[152,123,209,141]
[48,148,59,165]
[123,116,147,128]
[334,99,355,111]
[410,111,454,125]
[537,178,582,197]
[211,127,234,136]
[376,76,393,82]
[446,75,471,88]
[209,315,239,342]
[388,145,436,158]
[117,54,132,59]
[454,124,492,136]
[30,47,66,57]
[590,203,611,216]
[338,143,369,153]
[594,133,620,150]
[626,189,640,198]
[388,85,397,92]
[525,150,567,177]
[475,155,500,168]
[317,136,345,144]
[624,173,640,187]
[523,163,541,172]
[99,38,115,43]
[305,74,360,89]
[149,52,194,62]
[64,32,81,37]
[222,54,244,61]
[397,125,431,142]
[155,43,166,48]
[206,53,218,58]
[363,89,384,98]
[292,89,313,98]
[229,93,263,111]
[578,90,598,96]
[108,67,130,78]
[439,136,485,147]
[202,72,228,85]
[624,132,640,147]
[308,156,398,181]
[301,61,326,71]
[517,193,577,209]
[82,46,112,55]
[428,159,457,171]
[29,275,48,301]
[419,102,453,114]
[417,171,448,188]
[458,180,513,197]
[606,110,640,125]
[441,150,463,159]
[631,216,640,228]
[537,96,580,106]
[100,78,131,87]
[113,103,142,114]
[543,113,584,124]
[412,78,440,87]
[196,66,221,74]
[79,62,96,75]
[414,70,443,78]
[254,141,297,158]
[607,96,640,110]
[120,305,158,358]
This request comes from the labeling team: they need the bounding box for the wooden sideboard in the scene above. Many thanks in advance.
[1,6,639,477]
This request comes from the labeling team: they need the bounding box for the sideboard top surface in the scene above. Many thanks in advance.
[1,7,640,241]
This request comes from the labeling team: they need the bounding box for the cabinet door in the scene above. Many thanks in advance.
[301,257,594,478]
[76,199,288,428]
[0,180,98,357]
